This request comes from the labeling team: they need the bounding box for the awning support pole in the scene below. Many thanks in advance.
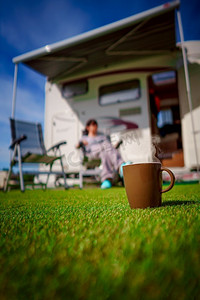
[9,63,19,175]
[11,63,18,118]
[177,9,200,174]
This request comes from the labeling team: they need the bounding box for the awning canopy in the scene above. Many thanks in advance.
[177,41,200,64]
[13,0,180,82]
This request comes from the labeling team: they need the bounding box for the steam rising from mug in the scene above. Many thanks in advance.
[151,135,161,163]
[127,134,161,163]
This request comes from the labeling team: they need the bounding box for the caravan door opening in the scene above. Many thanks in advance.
[148,71,184,167]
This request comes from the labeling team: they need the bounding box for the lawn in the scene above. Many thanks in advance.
[0,185,200,300]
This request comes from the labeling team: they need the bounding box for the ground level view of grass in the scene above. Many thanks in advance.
[0,185,200,299]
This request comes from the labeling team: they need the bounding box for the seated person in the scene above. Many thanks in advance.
[76,119,129,189]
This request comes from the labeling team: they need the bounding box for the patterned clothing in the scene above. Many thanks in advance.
[80,134,123,182]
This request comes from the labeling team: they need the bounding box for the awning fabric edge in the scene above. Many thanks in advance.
[13,0,180,65]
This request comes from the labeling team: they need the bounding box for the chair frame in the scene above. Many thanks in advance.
[4,119,68,192]
[78,138,123,189]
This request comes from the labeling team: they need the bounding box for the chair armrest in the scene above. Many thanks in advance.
[47,141,67,152]
[114,139,123,149]
[76,141,85,149]
[9,135,27,149]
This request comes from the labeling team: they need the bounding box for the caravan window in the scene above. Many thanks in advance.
[99,79,140,106]
[62,80,88,99]
[152,71,176,86]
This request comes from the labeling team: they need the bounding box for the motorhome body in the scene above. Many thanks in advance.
[12,1,200,178]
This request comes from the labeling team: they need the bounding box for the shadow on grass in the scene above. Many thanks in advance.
[162,200,199,207]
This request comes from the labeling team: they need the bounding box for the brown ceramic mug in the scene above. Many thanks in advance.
[123,162,175,209]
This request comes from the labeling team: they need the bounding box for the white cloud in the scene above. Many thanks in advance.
[1,0,90,53]
[15,88,45,123]
[0,75,44,124]
[0,76,13,124]
[0,74,45,169]
[0,142,10,169]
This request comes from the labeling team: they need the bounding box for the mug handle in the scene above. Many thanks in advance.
[160,167,175,193]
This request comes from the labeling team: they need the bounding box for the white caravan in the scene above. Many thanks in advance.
[12,0,200,177]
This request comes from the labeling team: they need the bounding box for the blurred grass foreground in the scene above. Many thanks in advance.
[0,185,200,299]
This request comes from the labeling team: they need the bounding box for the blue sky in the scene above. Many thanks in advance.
[0,0,200,170]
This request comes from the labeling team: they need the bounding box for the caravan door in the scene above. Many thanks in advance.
[52,111,80,171]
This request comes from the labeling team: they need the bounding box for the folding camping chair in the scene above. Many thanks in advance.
[4,118,68,192]
[79,148,102,189]
[78,137,123,189]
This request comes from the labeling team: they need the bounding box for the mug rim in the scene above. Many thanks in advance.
[124,162,161,167]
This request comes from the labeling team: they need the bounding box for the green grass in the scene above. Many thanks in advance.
[0,185,200,300]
